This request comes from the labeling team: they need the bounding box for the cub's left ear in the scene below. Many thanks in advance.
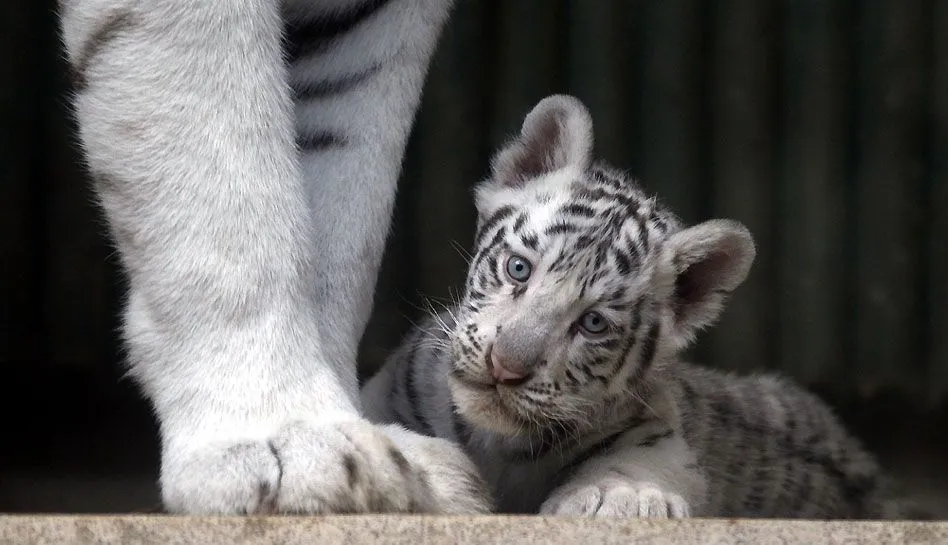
[662,219,756,345]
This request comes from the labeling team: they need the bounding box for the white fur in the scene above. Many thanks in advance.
[538,390,707,517]
[60,0,486,514]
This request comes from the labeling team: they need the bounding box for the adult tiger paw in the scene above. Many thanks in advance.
[160,418,489,515]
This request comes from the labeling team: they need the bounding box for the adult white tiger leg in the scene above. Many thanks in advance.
[60,0,442,514]
[285,0,454,371]
[276,0,493,513]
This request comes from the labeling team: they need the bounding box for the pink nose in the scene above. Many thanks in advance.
[488,346,530,386]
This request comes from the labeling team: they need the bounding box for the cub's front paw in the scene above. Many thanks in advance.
[540,481,690,518]
[161,418,442,514]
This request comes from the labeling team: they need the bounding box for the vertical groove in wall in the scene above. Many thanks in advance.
[567,0,640,172]
[706,0,779,373]
[776,0,850,385]
[488,0,568,150]
[927,0,947,403]
[638,0,703,225]
[852,0,928,398]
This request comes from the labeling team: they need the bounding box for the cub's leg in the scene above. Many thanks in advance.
[541,417,707,518]
[60,0,461,514]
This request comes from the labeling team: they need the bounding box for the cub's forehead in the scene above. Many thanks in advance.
[502,213,662,304]
[476,164,681,283]
[512,182,671,249]
[484,165,673,225]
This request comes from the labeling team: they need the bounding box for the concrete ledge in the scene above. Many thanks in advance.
[0,515,946,544]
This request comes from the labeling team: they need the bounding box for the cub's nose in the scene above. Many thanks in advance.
[487,345,532,386]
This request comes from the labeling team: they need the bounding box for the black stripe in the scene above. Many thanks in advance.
[575,187,637,209]
[743,460,770,514]
[285,0,394,61]
[390,330,422,425]
[612,299,643,375]
[297,130,348,151]
[589,167,625,190]
[544,222,580,236]
[475,206,515,246]
[71,10,138,91]
[555,430,625,484]
[634,429,674,447]
[593,245,607,274]
[560,203,597,218]
[652,216,670,234]
[402,342,435,437]
[485,255,499,280]
[467,288,485,301]
[469,228,507,278]
[547,247,574,273]
[520,233,540,251]
[554,413,652,486]
[293,63,382,101]
[451,404,474,446]
[611,246,634,276]
[635,227,651,254]
[786,461,813,516]
[678,374,700,401]
[591,338,620,351]
[636,321,661,374]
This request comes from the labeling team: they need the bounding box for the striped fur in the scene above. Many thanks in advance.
[363,95,907,518]
[59,0,490,515]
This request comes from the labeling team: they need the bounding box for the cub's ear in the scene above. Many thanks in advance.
[490,94,594,187]
[662,219,756,346]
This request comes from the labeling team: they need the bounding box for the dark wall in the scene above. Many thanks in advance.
[365,0,947,405]
[1,0,945,513]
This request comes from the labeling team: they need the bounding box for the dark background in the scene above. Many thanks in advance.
[1,0,946,515]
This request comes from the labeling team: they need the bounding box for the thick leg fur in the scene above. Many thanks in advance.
[60,0,477,514]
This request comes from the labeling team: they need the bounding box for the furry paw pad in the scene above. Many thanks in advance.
[540,481,690,518]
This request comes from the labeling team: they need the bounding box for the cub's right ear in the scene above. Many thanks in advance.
[489,94,594,187]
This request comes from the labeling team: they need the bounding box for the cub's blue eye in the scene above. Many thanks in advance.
[505,255,532,282]
[580,312,608,334]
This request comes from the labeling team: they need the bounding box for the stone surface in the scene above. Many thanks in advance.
[0,516,946,545]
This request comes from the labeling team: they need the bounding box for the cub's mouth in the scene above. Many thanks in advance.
[449,371,496,392]
[447,368,540,436]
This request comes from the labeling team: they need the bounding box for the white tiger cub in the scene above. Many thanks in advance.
[362,94,904,518]
[60,0,490,515]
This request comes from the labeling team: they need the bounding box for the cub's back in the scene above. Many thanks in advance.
[671,364,891,518]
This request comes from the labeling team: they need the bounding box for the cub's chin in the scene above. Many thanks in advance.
[448,374,528,437]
